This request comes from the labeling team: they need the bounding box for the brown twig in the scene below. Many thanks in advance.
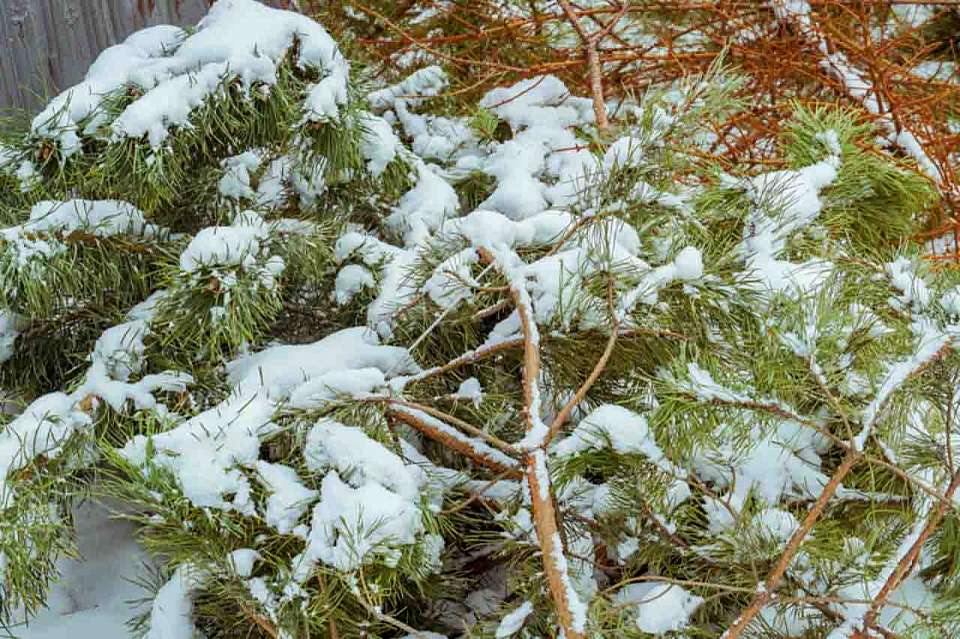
[722,450,861,638]
[315,574,341,639]
[478,246,586,639]
[389,404,522,478]
[557,0,627,129]
[859,468,960,633]
[384,397,519,456]
[545,279,619,444]
[240,604,280,639]
[404,336,525,385]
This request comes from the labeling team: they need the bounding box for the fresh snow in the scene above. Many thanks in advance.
[453,377,483,406]
[5,1,959,637]
[556,404,666,458]
[178,213,285,292]
[13,502,153,639]
[36,0,347,152]
[9,200,161,239]
[0,200,163,269]
[737,153,839,298]
[256,461,320,535]
[144,565,199,639]
[614,582,704,635]
[303,470,424,571]
[494,600,533,637]
[304,418,421,500]
[121,327,419,514]
[0,393,93,507]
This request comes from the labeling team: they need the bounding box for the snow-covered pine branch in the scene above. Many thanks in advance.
[0,1,958,638]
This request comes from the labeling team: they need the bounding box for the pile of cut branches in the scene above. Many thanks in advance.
[0,1,959,638]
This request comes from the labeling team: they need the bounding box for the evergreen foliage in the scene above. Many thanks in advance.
[0,2,958,638]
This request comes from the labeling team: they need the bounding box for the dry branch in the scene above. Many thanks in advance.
[722,451,862,638]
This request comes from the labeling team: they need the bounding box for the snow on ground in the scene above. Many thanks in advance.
[10,501,150,639]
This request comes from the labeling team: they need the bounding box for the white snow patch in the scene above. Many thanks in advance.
[615,582,704,635]
[495,600,534,637]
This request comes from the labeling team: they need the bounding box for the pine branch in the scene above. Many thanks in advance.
[860,468,960,634]
[556,0,627,130]
[546,279,619,444]
[481,246,587,639]
[722,449,862,639]
[384,397,519,456]
[240,603,280,639]
[404,337,525,386]
[389,404,522,478]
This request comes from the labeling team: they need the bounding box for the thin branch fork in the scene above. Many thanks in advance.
[685,387,960,517]
[353,2,526,72]
[546,320,618,443]
[546,279,620,444]
[405,336,526,385]
[479,247,586,639]
[385,397,519,456]
[721,450,862,639]
[240,604,280,639]
[859,467,960,634]
[770,0,952,195]
[402,322,684,392]
[315,574,341,639]
[556,0,627,130]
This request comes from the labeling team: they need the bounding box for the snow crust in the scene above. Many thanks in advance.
[14,502,153,639]
[145,565,199,639]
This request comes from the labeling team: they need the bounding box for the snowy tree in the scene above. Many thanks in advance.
[1,1,959,638]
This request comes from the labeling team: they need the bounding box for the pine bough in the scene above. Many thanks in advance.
[0,1,958,637]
